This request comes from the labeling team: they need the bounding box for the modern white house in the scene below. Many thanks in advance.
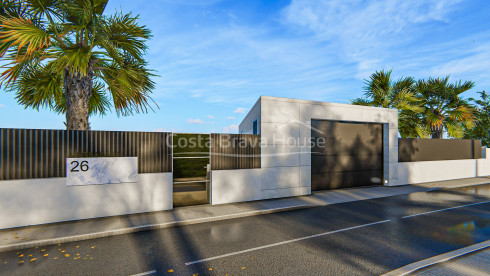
[211,95,490,204]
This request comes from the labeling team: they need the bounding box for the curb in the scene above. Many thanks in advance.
[381,240,490,276]
[0,204,315,253]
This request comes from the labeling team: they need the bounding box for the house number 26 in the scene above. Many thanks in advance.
[70,160,89,172]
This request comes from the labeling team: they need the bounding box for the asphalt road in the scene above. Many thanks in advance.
[1,184,490,276]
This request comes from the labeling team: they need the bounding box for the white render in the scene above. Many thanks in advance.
[398,148,490,185]
[211,169,261,205]
[66,157,138,186]
[0,173,172,229]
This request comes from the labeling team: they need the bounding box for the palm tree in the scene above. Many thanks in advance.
[351,70,425,138]
[0,0,156,130]
[464,91,490,146]
[416,77,475,139]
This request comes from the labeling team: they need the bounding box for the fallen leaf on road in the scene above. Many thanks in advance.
[64,254,70,258]
[30,258,37,262]
[167,269,174,272]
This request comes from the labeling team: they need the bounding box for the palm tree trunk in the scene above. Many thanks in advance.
[64,68,92,130]
[431,125,443,139]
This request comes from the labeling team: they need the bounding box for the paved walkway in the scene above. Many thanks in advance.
[0,177,488,253]
[413,248,490,276]
[384,240,490,276]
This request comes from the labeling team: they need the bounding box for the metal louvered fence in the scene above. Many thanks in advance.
[0,128,172,180]
[210,133,261,170]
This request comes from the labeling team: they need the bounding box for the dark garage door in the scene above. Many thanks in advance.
[311,120,383,190]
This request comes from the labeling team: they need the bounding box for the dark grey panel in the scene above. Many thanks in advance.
[312,170,383,190]
[311,137,382,156]
[398,138,483,162]
[210,134,261,170]
[311,120,383,139]
[312,154,383,173]
[311,120,384,191]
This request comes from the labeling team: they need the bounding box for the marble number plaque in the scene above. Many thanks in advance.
[66,157,138,186]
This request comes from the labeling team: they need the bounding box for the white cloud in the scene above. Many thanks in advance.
[222,124,239,133]
[187,118,204,124]
[227,116,236,120]
[153,128,181,132]
[0,104,5,108]
[430,42,490,81]
[282,0,464,76]
[207,115,214,119]
[233,107,247,114]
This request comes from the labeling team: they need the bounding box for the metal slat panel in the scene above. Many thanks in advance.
[0,128,174,180]
[20,129,26,179]
[6,129,12,179]
[0,129,5,180]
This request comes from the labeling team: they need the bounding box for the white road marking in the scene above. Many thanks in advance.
[185,220,391,266]
[130,270,156,276]
[402,200,490,219]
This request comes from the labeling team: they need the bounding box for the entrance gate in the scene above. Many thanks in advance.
[172,133,210,207]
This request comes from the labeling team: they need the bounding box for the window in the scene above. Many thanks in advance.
[253,119,258,135]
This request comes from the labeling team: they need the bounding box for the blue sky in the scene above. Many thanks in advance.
[1,0,490,133]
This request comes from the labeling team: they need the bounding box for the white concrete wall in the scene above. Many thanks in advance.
[398,160,477,184]
[398,148,490,185]
[477,149,490,176]
[211,169,261,205]
[0,173,173,229]
[239,98,261,135]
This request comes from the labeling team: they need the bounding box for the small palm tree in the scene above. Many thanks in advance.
[0,0,156,130]
[351,70,425,137]
[464,91,490,146]
[416,77,475,139]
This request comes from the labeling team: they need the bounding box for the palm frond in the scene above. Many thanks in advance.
[49,44,93,76]
[350,98,371,106]
[24,0,62,20]
[99,56,156,116]
[98,12,151,62]
[447,105,475,123]
[8,63,62,111]
[0,16,51,56]
[446,123,465,139]
[425,111,444,128]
